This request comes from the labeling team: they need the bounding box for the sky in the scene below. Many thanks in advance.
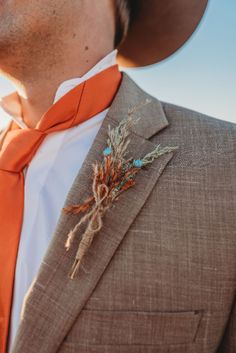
[0,0,235,128]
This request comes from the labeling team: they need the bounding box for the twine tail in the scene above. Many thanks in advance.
[65,230,76,251]
[64,206,96,251]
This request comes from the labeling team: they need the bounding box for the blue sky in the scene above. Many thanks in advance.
[122,0,236,123]
[0,0,235,127]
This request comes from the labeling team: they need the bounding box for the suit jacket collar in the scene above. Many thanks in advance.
[11,72,174,353]
[107,72,168,139]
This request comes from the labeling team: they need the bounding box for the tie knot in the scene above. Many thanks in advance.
[0,65,122,174]
[0,129,45,173]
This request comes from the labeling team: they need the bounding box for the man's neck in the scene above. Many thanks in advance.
[4,46,115,129]
[0,0,117,128]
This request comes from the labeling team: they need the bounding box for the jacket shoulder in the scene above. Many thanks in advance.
[161,100,236,134]
[150,99,236,169]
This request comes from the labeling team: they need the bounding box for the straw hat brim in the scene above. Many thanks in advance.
[117,0,208,67]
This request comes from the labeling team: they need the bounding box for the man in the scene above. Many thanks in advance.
[0,0,235,352]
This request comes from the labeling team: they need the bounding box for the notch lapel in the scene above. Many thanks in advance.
[11,73,176,353]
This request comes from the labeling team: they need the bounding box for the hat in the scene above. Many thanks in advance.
[117,0,208,67]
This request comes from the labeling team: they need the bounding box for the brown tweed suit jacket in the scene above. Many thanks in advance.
[10,73,236,353]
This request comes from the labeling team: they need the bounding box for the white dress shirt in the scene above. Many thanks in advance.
[0,49,118,353]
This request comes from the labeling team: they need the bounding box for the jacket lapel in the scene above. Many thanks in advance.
[11,73,175,353]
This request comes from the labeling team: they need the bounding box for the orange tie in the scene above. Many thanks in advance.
[0,65,122,353]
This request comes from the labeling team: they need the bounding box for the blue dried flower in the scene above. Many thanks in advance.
[103,147,112,156]
[133,159,143,168]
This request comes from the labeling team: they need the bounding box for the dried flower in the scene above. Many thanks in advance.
[63,100,178,279]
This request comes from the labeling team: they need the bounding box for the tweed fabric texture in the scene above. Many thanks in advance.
[9,73,236,353]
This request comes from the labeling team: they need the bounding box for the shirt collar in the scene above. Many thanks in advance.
[0,49,118,129]
[54,49,118,103]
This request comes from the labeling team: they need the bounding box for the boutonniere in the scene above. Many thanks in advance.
[63,100,178,279]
